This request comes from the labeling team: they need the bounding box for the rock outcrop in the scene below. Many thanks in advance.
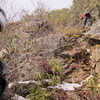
[85,20,100,35]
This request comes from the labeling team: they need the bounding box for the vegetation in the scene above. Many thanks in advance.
[34,57,64,86]
[28,57,65,100]
[48,8,70,26]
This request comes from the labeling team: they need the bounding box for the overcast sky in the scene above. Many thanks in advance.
[0,0,73,20]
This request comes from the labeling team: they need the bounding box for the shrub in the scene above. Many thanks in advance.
[86,74,100,96]
[35,57,64,86]
[28,85,49,100]
[59,26,82,36]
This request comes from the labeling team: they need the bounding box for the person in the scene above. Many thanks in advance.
[80,9,92,29]
[0,8,8,99]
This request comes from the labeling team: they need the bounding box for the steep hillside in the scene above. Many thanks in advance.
[0,17,99,99]
[0,0,100,99]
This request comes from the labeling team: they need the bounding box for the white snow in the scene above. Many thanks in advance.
[18,80,36,84]
[13,94,30,100]
[8,75,94,91]
[48,75,94,91]
[8,80,36,88]
[48,82,81,91]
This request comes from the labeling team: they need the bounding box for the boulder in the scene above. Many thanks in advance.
[90,45,100,73]
[85,20,100,35]
[36,34,66,58]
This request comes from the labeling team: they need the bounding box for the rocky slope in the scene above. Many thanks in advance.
[1,19,100,100]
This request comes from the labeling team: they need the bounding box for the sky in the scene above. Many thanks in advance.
[0,0,73,20]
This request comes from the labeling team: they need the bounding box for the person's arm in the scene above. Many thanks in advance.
[0,8,6,18]
[80,13,84,19]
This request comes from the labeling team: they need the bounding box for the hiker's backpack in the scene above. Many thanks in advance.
[84,12,91,18]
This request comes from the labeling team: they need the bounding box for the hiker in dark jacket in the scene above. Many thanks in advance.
[0,8,8,99]
[80,10,92,28]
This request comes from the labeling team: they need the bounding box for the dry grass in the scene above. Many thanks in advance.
[59,26,82,36]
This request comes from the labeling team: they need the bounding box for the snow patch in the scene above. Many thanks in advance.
[13,94,29,100]
[48,82,81,91]
[8,80,36,88]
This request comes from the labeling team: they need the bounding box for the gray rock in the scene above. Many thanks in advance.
[90,45,100,74]
[36,34,66,58]
[85,20,100,35]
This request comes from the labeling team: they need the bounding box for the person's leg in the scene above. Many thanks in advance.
[84,19,87,27]
[82,19,87,29]
[87,19,93,26]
